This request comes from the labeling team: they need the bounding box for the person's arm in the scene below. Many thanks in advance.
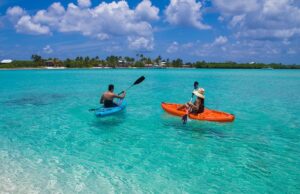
[113,92,126,99]
[189,103,197,109]
[100,95,104,104]
[190,100,200,109]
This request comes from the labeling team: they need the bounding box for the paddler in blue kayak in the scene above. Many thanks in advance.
[100,84,126,108]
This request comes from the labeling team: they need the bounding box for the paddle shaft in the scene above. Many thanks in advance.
[184,85,198,123]
[189,94,194,102]
[118,76,145,95]
[118,85,133,95]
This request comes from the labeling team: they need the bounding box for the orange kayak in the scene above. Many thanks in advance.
[161,102,235,122]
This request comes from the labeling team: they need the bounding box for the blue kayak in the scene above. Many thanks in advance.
[95,100,126,117]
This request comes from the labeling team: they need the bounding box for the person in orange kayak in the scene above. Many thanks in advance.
[100,84,126,108]
[177,88,205,114]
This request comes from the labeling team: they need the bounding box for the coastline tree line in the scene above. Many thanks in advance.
[0,54,299,69]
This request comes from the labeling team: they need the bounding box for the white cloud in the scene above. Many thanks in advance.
[212,36,228,45]
[6,6,26,17]
[6,1,159,51]
[212,0,300,40]
[43,45,53,54]
[33,3,65,27]
[230,14,245,27]
[135,0,159,21]
[164,0,210,30]
[96,33,109,40]
[50,2,65,14]
[6,6,26,24]
[209,0,300,62]
[175,37,299,63]
[287,49,296,54]
[166,41,179,53]
[77,0,91,8]
[16,15,51,35]
[282,39,291,45]
[182,42,194,49]
[165,36,229,57]
[213,0,259,14]
[128,36,154,51]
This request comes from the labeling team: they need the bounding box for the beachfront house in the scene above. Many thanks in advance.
[145,63,153,68]
[160,61,167,67]
[149,61,167,68]
[44,59,63,67]
[1,59,13,64]
[182,64,191,68]
[118,60,126,67]
[118,59,134,67]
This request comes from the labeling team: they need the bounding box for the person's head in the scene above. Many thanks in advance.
[108,84,114,92]
[194,81,199,89]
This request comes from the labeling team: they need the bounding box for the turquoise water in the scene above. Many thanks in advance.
[0,69,299,193]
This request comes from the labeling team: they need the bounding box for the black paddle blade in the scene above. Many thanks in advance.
[133,76,145,85]
[118,76,145,95]
[182,114,188,124]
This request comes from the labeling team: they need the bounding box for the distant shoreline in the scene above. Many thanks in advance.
[0,67,192,70]
[1,67,299,70]
[2,55,299,69]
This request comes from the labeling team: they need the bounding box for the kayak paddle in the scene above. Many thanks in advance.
[118,76,145,95]
[182,111,188,124]
[183,93,195,124]
[89,108,97,111]
[182,83,198,124]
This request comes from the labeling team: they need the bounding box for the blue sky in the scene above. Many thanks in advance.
[0,0,299,64]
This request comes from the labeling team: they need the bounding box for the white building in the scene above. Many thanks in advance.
[160,61,167,67]
[1,59,13,64]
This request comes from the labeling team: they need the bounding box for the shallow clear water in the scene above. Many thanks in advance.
[0,69,299,193]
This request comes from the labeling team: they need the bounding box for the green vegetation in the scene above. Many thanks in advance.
[193,61,300,69]
[1,54,299,69]
[0,60,37,68]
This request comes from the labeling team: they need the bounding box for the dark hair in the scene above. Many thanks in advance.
[194,81,199,89]
[108,84,114,91]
